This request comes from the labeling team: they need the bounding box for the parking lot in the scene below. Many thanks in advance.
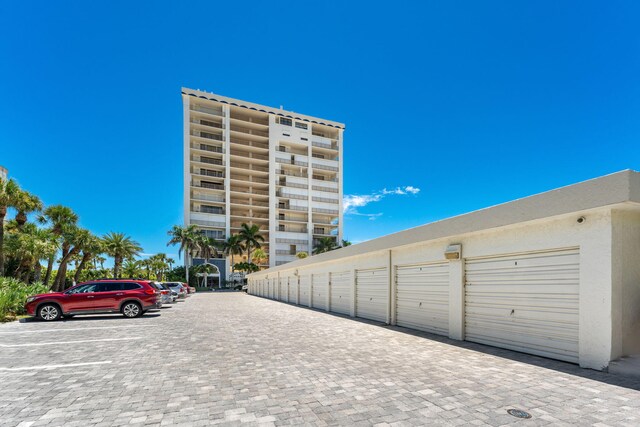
[1,293,639,426]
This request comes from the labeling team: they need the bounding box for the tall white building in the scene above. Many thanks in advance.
[182,88,344,281]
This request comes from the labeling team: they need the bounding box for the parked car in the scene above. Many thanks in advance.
[187,284,196,294]
[151,282,173,305]
[25,279,161,321]
[165,282,187,299]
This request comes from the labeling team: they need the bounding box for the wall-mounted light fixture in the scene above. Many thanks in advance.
[294,269,299,276]
[444,244,462,260]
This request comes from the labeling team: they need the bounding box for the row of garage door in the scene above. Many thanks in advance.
[252,248,580,363]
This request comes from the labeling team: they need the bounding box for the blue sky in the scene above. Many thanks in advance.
[1,1,639,259]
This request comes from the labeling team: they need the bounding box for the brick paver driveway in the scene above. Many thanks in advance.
[1,293,639,426]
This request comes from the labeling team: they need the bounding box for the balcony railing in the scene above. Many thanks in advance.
[276,238,308,245]
[312,163,338,172]
[232,163,269,173]
[275,158,308,167]
[312,207,339,215]
[230,138,269,150]
[192,131,223,141]
[191,193,225,203]
[312,141,338,150]
[196,169,224,178]
[231,188,269,196]
[230,113,269,126]
[312,196,339,204]
[230,150,269,161]
[276,250,297,255]
[230,199,269,208]
[277,180,307,189]
[278,215,308,222]
[231,175,269,184]
[276,169,307,178]
[191,207,225,214]
[277,191,307,200]
[191,119,223,129]
[312,176,338,183]
[278,225,308,233]
[230,124,269,138]
[312,185,338,193]
[278,205,307,212]
[190,105,224,117]
[190,219,226,228]
[231,211,269,220]
[193,182,224,191]
[312,216,337,225]
[191,143,224,154]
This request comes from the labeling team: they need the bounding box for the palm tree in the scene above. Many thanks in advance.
[38,205,78,286]
[313,237,338,255]
[4,223,56,282]
[341,239,352,247]
[296,251,309,259]
[238,223,265,264]
[53,227,94,291]
[196,234,220,261]
[167,224,201,285]
[252,248,268,266]
[73,234,104,283]
[94,255,106,270]
[222,235,245,277]
[103,232,142,279]
[13,189,42,229]
[195,263,216,287]
[0,177,20,276]
[122,259,143,278]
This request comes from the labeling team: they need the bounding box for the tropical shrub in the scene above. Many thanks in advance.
[0,277,49,321]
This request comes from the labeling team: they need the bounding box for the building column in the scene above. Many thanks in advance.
[448,257,465,341]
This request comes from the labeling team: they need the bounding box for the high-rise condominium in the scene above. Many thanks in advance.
[182,88,344,284]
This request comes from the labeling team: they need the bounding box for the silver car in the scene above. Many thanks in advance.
[151,282,173,305]
[165,282,187,299]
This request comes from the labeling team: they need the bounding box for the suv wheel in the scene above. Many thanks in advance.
[38,304,62,321]
[122,302,142,318]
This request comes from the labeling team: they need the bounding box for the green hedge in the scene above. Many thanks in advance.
[0,278,49,322]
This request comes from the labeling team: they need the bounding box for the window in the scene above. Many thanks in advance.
[295,122,308,129]
[95,282,122,292]
[279,117,292,126]
[279,213,285,220]
[278,224,285,231]
[312,175,325,181]
[122,283,141,290]
[201,205,223,214]
[301,137,308,141]
[67,283,99,294]
[290,245,296,255]
[312,154,325,159]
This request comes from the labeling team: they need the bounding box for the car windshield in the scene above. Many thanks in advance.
[66,283,99,294]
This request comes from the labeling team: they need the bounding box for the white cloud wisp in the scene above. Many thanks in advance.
[343,186,421,220]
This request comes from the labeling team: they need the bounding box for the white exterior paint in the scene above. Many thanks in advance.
[329,271,351,315]
[356,268,388,323]
[249,170,640,370]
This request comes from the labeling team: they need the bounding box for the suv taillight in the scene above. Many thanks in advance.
[144,288,156,295]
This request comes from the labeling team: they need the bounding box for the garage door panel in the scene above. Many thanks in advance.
[312,273,328,310]
[396,263,449,335]
[299,276,309,306]
[356,268,388,323]
[289,277,298,304]
[465,248,579,363]
[330,271,351,315]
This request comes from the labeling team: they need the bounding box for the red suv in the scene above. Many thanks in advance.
[25,279,160,321]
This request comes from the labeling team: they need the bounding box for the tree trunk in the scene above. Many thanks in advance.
[74,253,91,283]
[34,262,42,283]
[114,256,122,279]
[247,244,252,265]
[53,248,79,291]
[44,254,54,288]
[0,209,5,276]
[185,252,190,285]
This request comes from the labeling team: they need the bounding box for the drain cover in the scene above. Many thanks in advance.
[507,409,532,419]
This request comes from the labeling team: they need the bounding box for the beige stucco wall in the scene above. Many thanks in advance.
[612,209,640,358]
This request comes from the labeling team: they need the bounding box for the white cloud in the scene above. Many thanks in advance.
[343,185,421,220]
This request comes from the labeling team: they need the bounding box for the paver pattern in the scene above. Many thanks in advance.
[0,293,639,426]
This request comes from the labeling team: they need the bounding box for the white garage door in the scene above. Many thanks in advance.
[396,262,449,336]
[465,248,580,363]
[330,271,351,315]
[312,273,328,310]
[271,278,277,299]
[299,275,310,306]
[289,277,299,304]
[356,268,388,323]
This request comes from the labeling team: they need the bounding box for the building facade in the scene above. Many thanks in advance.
[182,88,344,280]
[0,165,7,181]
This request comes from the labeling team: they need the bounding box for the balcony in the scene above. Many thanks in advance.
[191,118,223,129]
[191,143,224,154]
[230,138,268,150]
[190,219,226,228]
[312,185,338,193]
[231,163,269,173]
[191,193,225,203]
[230,149,268,161]
[195,169,224,178]
[230,112,269,126]
[278,214,308,222]
[231,175,269,184]
[311,196,339,204]
[276,169,307,178]
[231,187,269,196]
[191,130,223,141]
[230,124,269,138]
[277,180,307,189]
[312,163,338,172]
[277,190,307,200]
[190,105,224,117]
[278,225,308,233]
[230,199,269,208]
[312,207,339,215]
[193,182,224,191]
[277,205,307,213]
[275,157,308,167]
[311,140,338,150]
[191,206,225,215]
[276,250,297,256]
